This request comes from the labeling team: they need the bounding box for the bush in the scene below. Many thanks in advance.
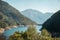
[9,25,60,40]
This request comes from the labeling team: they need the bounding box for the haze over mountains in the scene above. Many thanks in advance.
[21,9,53,24]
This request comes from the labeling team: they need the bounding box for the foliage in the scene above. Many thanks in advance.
[9,25,60,40]
[0,21,8,28]
[9,31,24,40]
[22,25,38,40]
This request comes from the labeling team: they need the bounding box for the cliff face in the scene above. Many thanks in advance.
[41,10,60,37]
[0,1,36,28]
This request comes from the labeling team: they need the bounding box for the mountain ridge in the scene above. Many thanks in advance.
[21,9,53,24]
[0,1,36,28]
[41,10,60,37]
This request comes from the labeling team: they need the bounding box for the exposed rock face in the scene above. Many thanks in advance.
[0,1,36,27]
[41,10,60,37]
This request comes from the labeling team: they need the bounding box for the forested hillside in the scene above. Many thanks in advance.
[0,0,36,28]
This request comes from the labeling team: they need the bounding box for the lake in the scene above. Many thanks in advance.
[4,25,42,37]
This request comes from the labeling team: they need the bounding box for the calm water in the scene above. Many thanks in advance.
[4,25,42,37]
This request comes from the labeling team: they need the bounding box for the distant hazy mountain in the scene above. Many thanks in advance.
[21,9,53,24]
[0,1,36,28]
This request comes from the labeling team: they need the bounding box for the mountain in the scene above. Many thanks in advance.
[0,1,36,28]
[21,9,53,24]
[41,10,60,37]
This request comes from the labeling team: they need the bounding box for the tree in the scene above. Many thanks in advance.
[22,25,39,40]
[0,21,8,28]
[9,25,40,40]
[40,29,52,40]
[9,31,24,40]
[9,25,57,40]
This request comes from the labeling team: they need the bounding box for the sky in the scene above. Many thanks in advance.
[3,0,60,13]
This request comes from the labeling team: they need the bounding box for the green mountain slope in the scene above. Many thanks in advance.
[0,1,36,28]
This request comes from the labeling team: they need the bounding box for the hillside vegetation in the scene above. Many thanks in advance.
[9,26,60,40]
[0,1,36,28]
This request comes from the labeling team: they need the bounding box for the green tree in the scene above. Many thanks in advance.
[9,31,24,40]
[0,21,8,28]
[40,29,52,40]
[22,25,39,40]
[9,25,55,40]
[9,25,40,40]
